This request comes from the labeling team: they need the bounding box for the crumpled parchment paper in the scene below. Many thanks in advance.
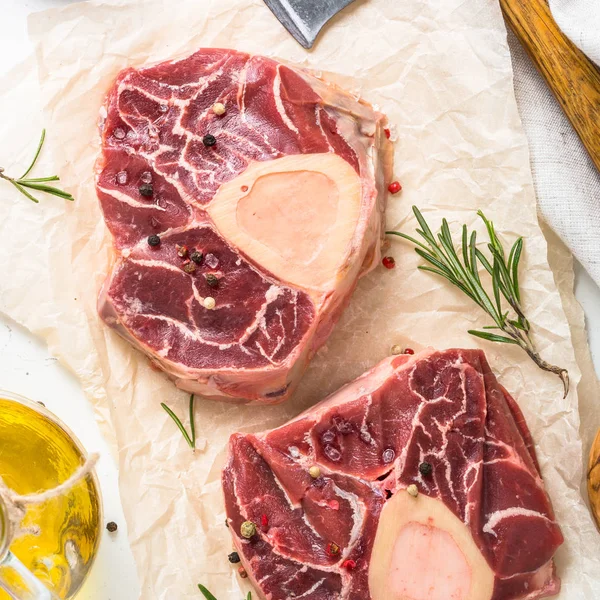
[0,0,598,597]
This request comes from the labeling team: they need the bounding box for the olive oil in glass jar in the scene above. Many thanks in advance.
[0,391,101,599]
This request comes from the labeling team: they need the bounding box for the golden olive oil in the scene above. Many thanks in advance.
[0,394,101,599]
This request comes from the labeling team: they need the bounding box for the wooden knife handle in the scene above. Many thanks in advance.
[588,427,600,530]
[500,0,600,172]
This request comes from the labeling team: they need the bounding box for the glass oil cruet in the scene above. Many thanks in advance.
[0,391,102,599]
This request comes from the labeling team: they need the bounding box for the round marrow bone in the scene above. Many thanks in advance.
[369,491,494,600]
[207,153,362,292]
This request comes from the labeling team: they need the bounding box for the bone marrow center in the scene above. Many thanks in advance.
[369,492,494,600]
[237,170,338,264]
[388,522,471,600]
[208,153,362,291]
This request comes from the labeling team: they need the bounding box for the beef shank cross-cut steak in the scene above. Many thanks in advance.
[223,348,563,600]
[96,48,392,404]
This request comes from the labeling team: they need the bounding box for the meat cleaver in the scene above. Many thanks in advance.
[263,0,357,49]
[502,0,600,173]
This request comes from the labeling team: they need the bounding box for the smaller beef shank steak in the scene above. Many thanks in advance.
[96,48,393,404]
[222,348,563,600]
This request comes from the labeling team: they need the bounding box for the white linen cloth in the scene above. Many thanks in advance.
[507,4,600,288]
[550,0,600,64]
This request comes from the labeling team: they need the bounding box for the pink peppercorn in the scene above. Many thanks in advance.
[388,181,402,194]
[382,256,396,269]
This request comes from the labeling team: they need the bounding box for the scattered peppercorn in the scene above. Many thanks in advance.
[190,251,204,265]
[240,520,256,539]
[106,521,118,533]
[326,542,340,557]
[388,181,402,194]
[384,128,391,139]
[139,183,153,197]
[407,484,419,497]
[203,296,216,310]
[419,461,433,476]
[37,401,46,407]
[309,465,321,479]
[382,256,395,269]
[176,244,189,258]
[390,344,403,355]
[342,559,356,570]
[404,348,415,355]
[225,519,229,528]
[228,551,241,564]
[183,261,196,274]
[213,102,226,116]
[238,566,248,579]
[382,448,395,464]
[261,514,269,528]
[147,234,161,247]
[205,273,219,288]
[203,134,217,147]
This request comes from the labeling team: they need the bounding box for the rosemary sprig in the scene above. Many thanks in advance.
[387,206,569,397]
[161,394,196,450]
[198,584,251,600]
[0,129,74,203]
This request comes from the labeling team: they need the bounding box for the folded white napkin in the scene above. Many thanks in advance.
[507,5,600,289]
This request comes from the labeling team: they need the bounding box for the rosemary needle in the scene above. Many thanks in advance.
[197,584,251,600]
[161,394,196,449]
[0,129,74,203]
[197,585,218,600]
[387,206,569,397]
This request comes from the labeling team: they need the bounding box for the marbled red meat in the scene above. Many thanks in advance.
[96,48,392,403]
[223,348,563,599]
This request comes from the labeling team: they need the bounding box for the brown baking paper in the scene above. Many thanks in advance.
[0,0,598,597]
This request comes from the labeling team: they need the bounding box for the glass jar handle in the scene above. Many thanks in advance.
[0,549,55,599]
[0,495,55,600]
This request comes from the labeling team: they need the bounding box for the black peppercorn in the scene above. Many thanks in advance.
[190,251,204,265]
[205,273,219,288]
[147,234,161,247]
[183,261,196,274]
[202,134,217,147]
[139,183,153,197]
[419,461,433,476]
[106,521,118,533]
[228,551,241,564]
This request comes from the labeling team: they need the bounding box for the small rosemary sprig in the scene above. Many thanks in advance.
[0,129,74,203]
[387,206,569,397]
[161,394,196,450]
[198,584,251,600]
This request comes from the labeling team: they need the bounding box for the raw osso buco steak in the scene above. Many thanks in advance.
[95,48,393,404]
[223,348,564,600]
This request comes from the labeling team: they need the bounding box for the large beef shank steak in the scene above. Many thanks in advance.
[223,348,563,600]
[96,48,392,403]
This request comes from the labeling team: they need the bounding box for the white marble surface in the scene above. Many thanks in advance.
[0,317,140,599]
[0,1,599,599]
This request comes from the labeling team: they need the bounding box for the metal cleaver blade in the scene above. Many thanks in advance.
[263,0,357,49]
